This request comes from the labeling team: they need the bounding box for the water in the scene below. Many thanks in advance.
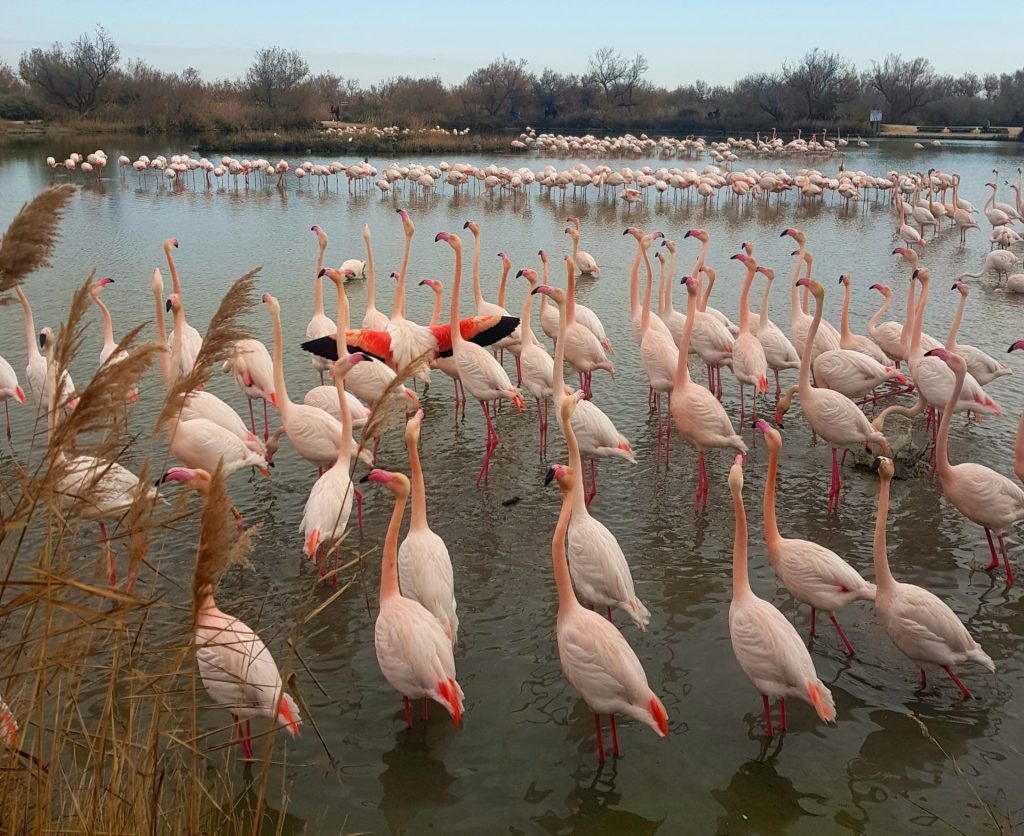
[2,135,1024,834]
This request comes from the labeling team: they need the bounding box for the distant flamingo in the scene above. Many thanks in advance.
[546,434,667,761]
[726,455,837,737]
[927,347,1024,584]
[776,279,887,511]
[435,231,524,484]
[755,420,875,654]
[366,468,464,728]
[565,216,600,275]
[307,225,337,384]
[669,274,747,510]
[399,410,458,644]
[869,456,994,696]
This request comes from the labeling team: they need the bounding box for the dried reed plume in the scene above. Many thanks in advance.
[0,184,76,300]
[356,351,431,458]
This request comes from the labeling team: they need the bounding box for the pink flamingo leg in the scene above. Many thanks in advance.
[609,714,621,757]
[943,666,973,699]
[4,401,10,440]
[984,529,1000,572]
[594,714,606,763]
[827,448,842,510]
[263,400,270,441]
[475,400,499,485]
[997,533,1015,585]
[248,399,257,436]
[762,694,774,738]
[779,699,787,732]
[830,615,856,655]
[920,669,927,688]
[606,606,613,622]
[403,696,413,728]
[773,369,781,399]
[739,384,745,423]
[586,458,598,507]
[422,697,429,721]
[664,397,672,466]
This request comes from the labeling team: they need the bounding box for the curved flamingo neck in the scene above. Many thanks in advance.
[840,281,853,340]
[731,479,752,598]
[94,293,115,350]
[165,247,182,296]
[313,239,327,316]
[873,476,897,589]
[945,292,967,350]
[269,308,291,413]
[692,237,709,278]
[763,443,782,549]
[470,232,484,309]
[448,245,464,347]
[552,483,579,615]
[789,246,805,320]
[392,226,413,318]
[640,248,654,332]
[380,487,408,600]
[428,286,442,327]
[15,287,41,361]
[699,271,716,313]
[758,276,774,326]
[910,278,928,359]
[497,262,510,309]
[673,284,697,390]
[738,264,755,331]
[519,280,537,347]
[935,364,964,477]
[867,291,890,337]
[799,290,822,393]
[408,433,428,530]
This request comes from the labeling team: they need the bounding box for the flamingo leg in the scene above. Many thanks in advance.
[943,666,973,699]
[779,699,787,732]
[319,369,325,386]
[774,369,781,399]
[609,714,621,757]
[809,606,816,638]
[475,400,499,485]
[739,384,745,424]
[997,533,1015,585]
[606,606,613,622]
[263,400,270,441]
[984,529,1000,572]
[664,395,671,466]
[422,697,429,721]
[827,448,842,510]
[248,399,256,436]
[830,615,856,655]
[594,714,606,764]
[586,458,597,507]
[762,694,774,738]
[403,696,413,728]
[920,669,927,688]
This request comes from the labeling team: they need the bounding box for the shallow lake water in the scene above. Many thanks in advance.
[2,135,1024,834]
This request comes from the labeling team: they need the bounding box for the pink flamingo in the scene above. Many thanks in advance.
[729,253,768,421]
[0,354,25,440]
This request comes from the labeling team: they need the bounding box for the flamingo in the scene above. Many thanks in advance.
[366,468,464,728]
[726,455,837,738]
[754,420,876,654]
[168,466,301,756]
[869,456,994,696]
[951,176,979,245]
[983,182,1014,230]
[420,278,465,416]
[0,355,25,440]
[306,224,337,384]
[435,231,524,484]
[927,347,1024,584]
[657,239,687,345]
[222,339,276,441]
[533,282,635,506]
[669,274,747,511]
[729,253,768,421]
[14,286,76,415]
[780,232,840,363]
[944,283,1011,385]
[89,276,138,408]
[556,254,613,400]
[682,229,738,336]
[624,227,671,341]
[565,217,600,275]
[387,209,436,386]
[837,274,890,364]
[361,224,389,331]
[514,268,555,452]
[690,266,735,399]
[545,441,668,761]
[895,191,926,249]
[776,278,887,511]
[639,240,679,463]
[163,238,203,376]
[399,409,458,643]
[1010,340,1024,484]
[751,265,800,398]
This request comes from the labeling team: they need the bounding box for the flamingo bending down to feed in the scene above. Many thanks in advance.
[366,468,464,728]
[869,457,994,697]
[0,355,25,440]
[755,420,875,654]
[727,455,837,737]
[927,348,1024,584]
[669,274,747,510]
[165,467,301,758]
[307,224,337,383]
[776,278,887,511]
[435,231,524,484]
[546,429,668,761]
[399,409,458,644]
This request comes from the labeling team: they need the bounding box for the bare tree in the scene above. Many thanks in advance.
[587,47,649,113]
[245,47,309,108]
[865,54,940,122]
[461,55,532,121]
[736,72,788,122]
[982,73,1000,100]
[784,49,858,121]
[18,26,119,114]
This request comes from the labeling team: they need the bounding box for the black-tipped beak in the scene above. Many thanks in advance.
[433,232,444,242]
[543,467,556,486]
[730,254,740,260]
[531,286,541,295]
[622,228,630,235]
[462,221,470,229]
[359,472,371,483]
[779,230,787,237]
[838,276,844,285]
[318,268,327,277]
[684,230,693,238]
[891,248,899,255]
[870,457,882,473]
[751,420,759,429]
[37,332,46,349]
[776,419,785,429]
[165,299,172,311]
[951,284,958,290]
[912,269,920,279]
[153,476,163,486]
[515,269,524,278]
[268,461,275,468]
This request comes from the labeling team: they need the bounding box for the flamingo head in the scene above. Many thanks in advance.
[390,271,400,282]
[780,228,805,245]
[1008,339,1024,353]
[952,281,968,294]
[419,278,440,291]
[397,208,413,232]
[165,293,181,312]
[405,408,425,444]
[684,228,708,242]
[839,274,850,287]
[38,327,53,350]
[870,456,895,480]
[517,268,538,284]
[261,293,280,314]
[565,215,580,230]
[543,463,572,489]
[680,275,697,292]
[661,238,676,253]
[774,385,798,428]
[912,267,929,283]
[163,237,179,251]
[159,467,211,492]
[360,468,411,496]
[497,251,512,269]
[730,253,754,268]
[728,456,744,493]
[462,220,479,235]
[925,347,955,365]
[752,418,781,449]
[538,249,547,263]
[755,265,775,280]
[311,224,327,245]
[151,268,163,295]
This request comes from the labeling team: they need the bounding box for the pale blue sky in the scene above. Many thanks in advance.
[1,1,1016,88]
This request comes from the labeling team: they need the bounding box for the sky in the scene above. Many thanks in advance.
[1,1,1018,89]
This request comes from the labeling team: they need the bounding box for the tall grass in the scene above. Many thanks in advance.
[0,186,363,834]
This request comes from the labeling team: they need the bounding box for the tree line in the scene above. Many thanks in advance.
[2,27,1023,136]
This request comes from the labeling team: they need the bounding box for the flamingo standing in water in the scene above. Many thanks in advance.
[837,274,891,364]
[638,238,679,465]
[754,420,875,654]
[435,231,524,484]
[514,268,555,452]
[729,253,768,421]
[0,355,25,440]
[776,278,887,511]
[869,456,994,696]
[545,424,668,762]
[163,238,203,376]
[1010,340,1024,483]
[657,239,687,345]
[669,274,747,510]
[399,409,458,644]
[752,265,800,398]
[726,455,837,737]
[780,231,839,363]
[420,278,465,417]
[361,224,389,331]
[366,468,464,728]
[222,339,276,441]
[89,277,138,404]
[14,285,76,415]
[554,253,613,400]
[565,216,600,275]
[944,283,1010,385]
[165,466,301,757]
[307,225,337,384]
[387,209,436,386]
[927,347,1024,583]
